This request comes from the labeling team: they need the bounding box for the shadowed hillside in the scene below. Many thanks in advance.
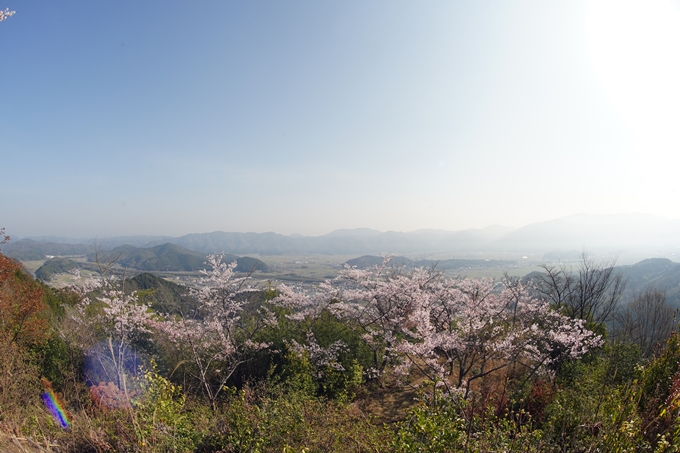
[126,272,196,315]
[90,243,268,273]
[34,258,77,281]
[617,258,680,307]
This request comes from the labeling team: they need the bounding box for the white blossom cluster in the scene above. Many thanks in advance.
[288,332,348,378]
[0,8,15,22]
[272,257,602,394]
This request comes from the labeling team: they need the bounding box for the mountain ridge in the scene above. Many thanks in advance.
[5,214,678,261]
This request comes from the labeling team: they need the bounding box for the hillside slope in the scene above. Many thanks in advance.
[90,243,268,273]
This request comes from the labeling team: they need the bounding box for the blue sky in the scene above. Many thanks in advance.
[2,1,679,237]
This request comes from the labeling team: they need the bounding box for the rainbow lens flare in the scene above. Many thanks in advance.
[41,389,71,429]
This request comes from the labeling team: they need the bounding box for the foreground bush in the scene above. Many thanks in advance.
[197,382,392,453]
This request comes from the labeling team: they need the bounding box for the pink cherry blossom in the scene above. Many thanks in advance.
[0,9,15,22]
[271,256,601,398]
[155,254,273,410]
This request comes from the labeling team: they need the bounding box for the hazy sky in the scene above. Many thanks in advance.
[2,1,680,237]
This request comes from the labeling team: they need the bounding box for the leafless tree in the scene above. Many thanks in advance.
[613,288,676,357]
[534,252,625,329]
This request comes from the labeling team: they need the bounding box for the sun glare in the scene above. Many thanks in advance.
[587,0,680,165]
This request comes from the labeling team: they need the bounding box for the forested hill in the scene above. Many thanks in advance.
[92,243,207,271]
[34,257,78,281]
[90,243,268,273]
[126,272,196,315]
[616,258,680,306]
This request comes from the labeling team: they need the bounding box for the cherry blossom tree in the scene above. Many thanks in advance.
[287,332,350,381]
[273,259,440,378]
[72,272,154,400]
[399,276,602,397]
[156,254,272,410]
[273,257,602,398]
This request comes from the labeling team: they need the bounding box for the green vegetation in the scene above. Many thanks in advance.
[126,272,197,315]
[92,243,268,273]
[4,250,680,452]
[35,257,77,281]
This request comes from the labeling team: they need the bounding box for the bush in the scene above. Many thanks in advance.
[394,400,546,453]
[542,345,648,452]
[638,332,680,447]
[198,382,392,453]
[132,362,199,452]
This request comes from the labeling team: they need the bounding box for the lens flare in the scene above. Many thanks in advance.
[41,382,71,430]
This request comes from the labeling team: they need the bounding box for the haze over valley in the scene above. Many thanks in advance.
[4,212,680,308]
[6,213,679,263]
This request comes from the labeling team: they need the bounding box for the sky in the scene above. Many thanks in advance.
[2,0,680,237]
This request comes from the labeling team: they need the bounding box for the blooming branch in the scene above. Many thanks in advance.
[0,8,15,22]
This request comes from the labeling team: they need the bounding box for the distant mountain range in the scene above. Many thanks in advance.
[491,214,680,255]
[129,224,518,255]
[4,213,679,262]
